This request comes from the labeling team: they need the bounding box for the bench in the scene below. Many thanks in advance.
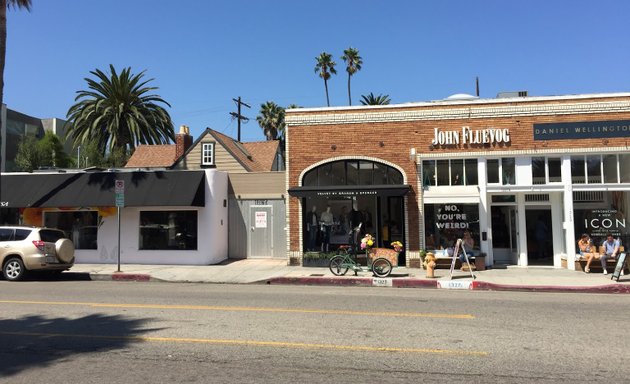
[432,256,485,271]
[573,245,628,273]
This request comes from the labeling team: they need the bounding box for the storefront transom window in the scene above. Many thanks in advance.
[303,160,403,187]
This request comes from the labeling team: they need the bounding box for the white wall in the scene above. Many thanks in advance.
[75,169,228,265]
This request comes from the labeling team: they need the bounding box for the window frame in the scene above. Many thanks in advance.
[422,159,478,187]
[201,142,215,166]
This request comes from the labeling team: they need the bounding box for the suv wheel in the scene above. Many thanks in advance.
[3,257,26,281]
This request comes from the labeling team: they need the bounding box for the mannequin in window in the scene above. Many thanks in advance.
[305,206,319,251]
[348,201,364,251]
[320,206,334,252]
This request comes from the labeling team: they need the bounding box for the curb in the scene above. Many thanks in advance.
[89,272,152,282]
[471,281,630,294]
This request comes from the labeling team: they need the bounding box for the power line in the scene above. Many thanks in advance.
[229,96,250,142]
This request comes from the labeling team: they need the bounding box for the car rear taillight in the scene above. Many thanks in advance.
[32,240,46,251]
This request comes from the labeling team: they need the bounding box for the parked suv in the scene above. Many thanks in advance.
[0,226,75,281]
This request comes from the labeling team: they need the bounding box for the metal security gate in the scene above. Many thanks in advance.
[249,205,273,257]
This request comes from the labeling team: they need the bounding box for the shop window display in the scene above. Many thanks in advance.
[44,211,98,250]
[424,204,480,255]
[573,191,630,247]
[139,211,198,250]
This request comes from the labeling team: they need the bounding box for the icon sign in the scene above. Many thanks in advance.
[115,180,125,194]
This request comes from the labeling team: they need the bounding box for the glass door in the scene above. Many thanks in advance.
[491,205,518,265]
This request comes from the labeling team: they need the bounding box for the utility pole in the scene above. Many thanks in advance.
[229,96,251,142]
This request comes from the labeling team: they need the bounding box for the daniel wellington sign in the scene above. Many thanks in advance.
[533,120,630,140]
[431,126,511,147]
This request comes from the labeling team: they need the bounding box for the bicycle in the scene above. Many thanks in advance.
[328,244,393,278]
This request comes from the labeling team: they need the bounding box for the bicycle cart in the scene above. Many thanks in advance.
[329,245,399,278]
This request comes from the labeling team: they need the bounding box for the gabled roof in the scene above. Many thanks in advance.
[171,128,280,172]
[242,141,280,171]
[125,145,177,168]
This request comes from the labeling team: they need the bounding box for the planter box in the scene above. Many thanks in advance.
[302,259,331,267]
[367,248,399,267]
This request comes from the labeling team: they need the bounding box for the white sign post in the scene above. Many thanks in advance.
[115,180,124,272]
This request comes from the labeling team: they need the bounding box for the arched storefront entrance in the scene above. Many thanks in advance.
[288,159,410,264]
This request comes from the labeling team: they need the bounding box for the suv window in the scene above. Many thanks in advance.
[0,228,14,241]
[15,229,32,241]
[39,229,66,243]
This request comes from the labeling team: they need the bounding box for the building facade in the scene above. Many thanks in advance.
[285,93,630,269]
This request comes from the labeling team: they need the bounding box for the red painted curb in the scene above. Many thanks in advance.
[471,280,630,294]
[111,273,151,282]
[266,276,374,286]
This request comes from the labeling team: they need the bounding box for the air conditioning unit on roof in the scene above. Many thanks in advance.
[497,91,528,98]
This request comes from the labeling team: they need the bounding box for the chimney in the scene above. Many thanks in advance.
[175,125,193,159]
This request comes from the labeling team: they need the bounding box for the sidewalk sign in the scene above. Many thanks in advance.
[611,253,627,282]
[449,238,476,280]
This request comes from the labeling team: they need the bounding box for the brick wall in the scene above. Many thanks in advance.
[286,95,630,260]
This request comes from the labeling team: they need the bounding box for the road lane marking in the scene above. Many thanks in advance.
[0,331,488,356]
[0,300,475,319]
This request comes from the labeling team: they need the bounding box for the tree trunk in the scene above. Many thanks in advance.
[324,78,330,107]
[0,0,7,139]
[348,74,352,106]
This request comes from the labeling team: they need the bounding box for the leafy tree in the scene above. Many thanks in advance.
[15,131,73,172]
[14,135,41,172]
[77,140,130,168]
[0,1,31,125]
[314,52,336,107]
[38,131,73,167]
[256,101,285,141]
[360,92,391,105]
[66,64,175,158]
[341,47,362,106]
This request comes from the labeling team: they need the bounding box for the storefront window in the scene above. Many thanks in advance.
[548,158,562,183]
[423,159,477,187]
[621,154,630,183]
[532,157,546,185]
[424,203,480,254]
[487,159,499,184]
[571,156,586,184]
[422,160,436,187]
[436,160,450,186]
[465,159,478,185]
[44,211,98,250]
[573,191,629,247]
[502,158,515,185]
[303,160,403,187]
[586,155,602,184]
[532,157,562,184]
[451,159,463,185]
[603,155,618,183]
[139,211,198,250]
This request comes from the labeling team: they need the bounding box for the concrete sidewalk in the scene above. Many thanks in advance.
[68,259,630,293]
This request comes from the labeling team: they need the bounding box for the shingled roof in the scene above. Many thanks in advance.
[125,145,177,168]
[126,128,282,172]
[206,129,280,172]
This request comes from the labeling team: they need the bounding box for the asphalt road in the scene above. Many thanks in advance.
[0,280,629,384]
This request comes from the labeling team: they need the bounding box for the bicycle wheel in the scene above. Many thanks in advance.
[329,255,349,276]
[372,258,392,278]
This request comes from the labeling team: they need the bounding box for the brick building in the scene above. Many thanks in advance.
[285,92,630,270]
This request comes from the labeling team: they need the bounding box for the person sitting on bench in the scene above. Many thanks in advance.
[578,233,598,273]
[600,233,621,275]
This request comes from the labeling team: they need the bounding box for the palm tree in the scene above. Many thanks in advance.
[1,1,32,123]
[314,52,336,107]
[65,64,175,162]
[256,101,285,141]
[360,92,391,106]
[341,47,362,106]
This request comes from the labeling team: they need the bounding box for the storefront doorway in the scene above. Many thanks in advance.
[525,208,553,266]
[491,205,518,265]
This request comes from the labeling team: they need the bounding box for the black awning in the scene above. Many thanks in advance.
[0,170,205,208]
[287,184,411,198]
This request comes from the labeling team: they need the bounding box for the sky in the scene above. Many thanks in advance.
[5,0,630,144]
